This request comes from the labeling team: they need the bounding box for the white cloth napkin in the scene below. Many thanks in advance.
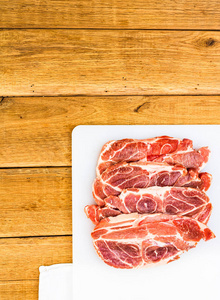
[39,264,73,300]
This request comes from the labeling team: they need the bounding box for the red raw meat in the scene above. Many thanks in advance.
[151,146,210,171]
[91,213,215,269]
[85,204,121,224]
[96,136,209,175]
[85,187,212,224]
[93,162,212,206]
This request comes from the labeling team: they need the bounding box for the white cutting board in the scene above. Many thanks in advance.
[72,125,220,300]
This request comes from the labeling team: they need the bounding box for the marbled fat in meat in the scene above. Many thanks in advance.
[91,213,215,269]
[93,162,212,206]
[85,186,212,224]
[96,136,210,175]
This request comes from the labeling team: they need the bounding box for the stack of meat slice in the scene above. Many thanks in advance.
[84,136,215,269]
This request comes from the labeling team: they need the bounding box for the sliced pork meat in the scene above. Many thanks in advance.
[85,187,212,224]
[96,136,209,175]
[93,162,212,206]
[85,204,121,224]
[151,146,210,171]
[91,213,215,269]
[97,136,193,175]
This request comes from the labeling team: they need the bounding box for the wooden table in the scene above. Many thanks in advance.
[0,1,220,298]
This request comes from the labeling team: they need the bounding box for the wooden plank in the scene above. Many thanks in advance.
[0,96,220,167]
[0,167,72,237]
[0,236,72,281]
[1,0,220,30]
[1,30,220,96]
[0,280,38,300]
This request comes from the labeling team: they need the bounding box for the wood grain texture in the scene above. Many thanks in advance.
[0,236,72,281]
[0,280,38,300]
[1,30,220,96]
[0,167,72,237]
[1,2,219,299]
[1,0,220,30]
[0,96,220,167]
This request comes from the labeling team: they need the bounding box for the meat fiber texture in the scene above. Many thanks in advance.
[93,162,212,206]
[85,187,212,224]
[84,136,215,269]
[96,136,210,176]
[91,213,215,269]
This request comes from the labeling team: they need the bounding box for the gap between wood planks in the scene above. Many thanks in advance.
[0,28,220,31]
[0,279,38,282]
[0,234,72,240]
[1,94,220,98]
[0,166,72,170]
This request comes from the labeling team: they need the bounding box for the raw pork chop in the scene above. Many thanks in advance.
[93,162,212,206]
[85,187,212,224]
[91,213,215,269]
[152,146,210,171]
[97,136,209,175]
